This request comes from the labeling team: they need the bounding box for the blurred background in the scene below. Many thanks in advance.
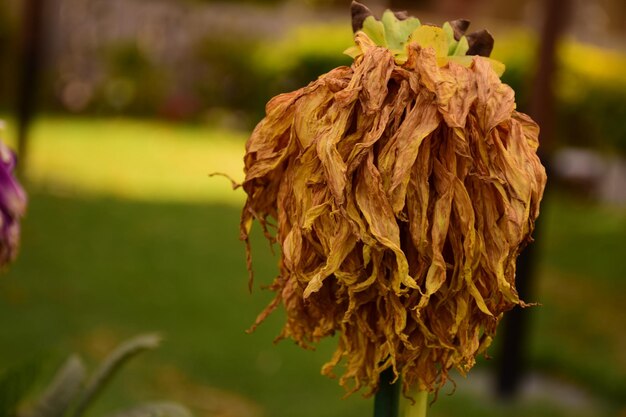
[0,0,624,416]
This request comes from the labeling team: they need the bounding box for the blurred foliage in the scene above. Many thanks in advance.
[0,360,41,417]
[96,42,168,115]
[193,25,352,123]
[0,334,191,417]
[195,25,626,153]
[190,23,626,153]
[494,31,626,153]
[1,10,625,151]
[252,24,353,88]
[194,35,269,121]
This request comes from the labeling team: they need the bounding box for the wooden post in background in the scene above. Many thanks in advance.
[15,0,46,175]
[495,0,572,398]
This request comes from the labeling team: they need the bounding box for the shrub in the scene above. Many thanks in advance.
[193,35,270,122]
[248,24,626,154]
[493,30,626,154]
[252,23,353,91]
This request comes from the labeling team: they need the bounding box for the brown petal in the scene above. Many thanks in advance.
[466,29,494,57]
[449,19,470,41]
[351,1,373,33]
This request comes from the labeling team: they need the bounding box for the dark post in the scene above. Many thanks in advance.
[495,235,539,398]
[15,0,46,175]
[374,368,400,417]
[528,0,573,159]
[495,0,572,398]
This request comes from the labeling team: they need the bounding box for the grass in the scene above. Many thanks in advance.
[0,192,372,417]
[530,193,626,403]
[0,117,624,417]
[2,117,248,204]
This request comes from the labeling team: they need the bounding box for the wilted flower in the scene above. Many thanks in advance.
[0,125,27,268]
[240,4,546,396]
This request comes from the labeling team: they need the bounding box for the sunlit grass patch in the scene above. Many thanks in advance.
[5,117,247,204]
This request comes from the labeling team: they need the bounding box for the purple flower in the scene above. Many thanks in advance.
[0,140,26,267]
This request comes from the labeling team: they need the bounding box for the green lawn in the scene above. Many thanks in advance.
[0,117,624,417]
[3,117,247,204]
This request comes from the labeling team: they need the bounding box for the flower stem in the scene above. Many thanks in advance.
[373,368,400,417]
[403,390,428,417]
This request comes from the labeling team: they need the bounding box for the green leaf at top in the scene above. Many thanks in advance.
[442,22,459,55]
[381,10,421,51]
[361,16,387,48]
[453,36,469,56]
[408,26,449,58]
[349,8,505,77]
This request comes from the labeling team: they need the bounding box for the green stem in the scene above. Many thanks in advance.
[403,390,428,417]
[373,368,400,417]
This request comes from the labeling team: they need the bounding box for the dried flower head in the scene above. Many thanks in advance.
[0,125,26,268]
[240,4,546,396]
